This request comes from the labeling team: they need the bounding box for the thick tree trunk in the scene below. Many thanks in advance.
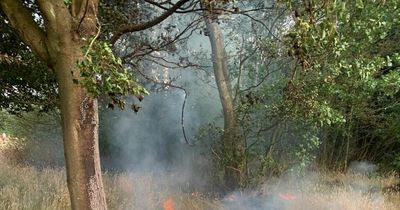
[42,1,107,208]
[204,13,245,190]
[47,10,107,210]
[52,44,107,209]
[1,0,106,209]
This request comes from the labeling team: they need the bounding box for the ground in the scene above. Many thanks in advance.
[0,159,399,210]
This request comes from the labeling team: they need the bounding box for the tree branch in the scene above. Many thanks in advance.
[36,0,73,38]
[111,0,191,44]
[0,0,50,63]
[121,17,202,60]
[72,0,87,17]
[144,0,200,13]
[126,60,192,145]
[70,0,98,36]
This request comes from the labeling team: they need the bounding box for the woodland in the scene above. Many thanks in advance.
[0,0,400,209]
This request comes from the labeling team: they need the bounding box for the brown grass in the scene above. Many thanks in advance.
[0,161,398,210]
[0,161,222,210]
[0,139,399,210]
[253,172,400,210]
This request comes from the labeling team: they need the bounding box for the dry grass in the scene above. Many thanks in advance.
[0,161,220,210]
[0,135,27,164]
[0,163,70,210]
[0,161,399,210]
[249,172,400,210]
[0,139,399,210]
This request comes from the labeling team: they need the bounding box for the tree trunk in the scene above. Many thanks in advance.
[0,0,107,209]
[204,12,245,190]
[46,2,107,209]
[52,45,107,209]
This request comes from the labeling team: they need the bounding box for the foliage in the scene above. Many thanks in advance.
[0,13,58,114]
[281,0,400,169]
[78,38,148,109]
[98,0,139,40]
[0,110,64,167]
[202,0,234,10]
[289,127,320,175]
[195,123,225,186]
[283,0,400,124]
[1,2,148,114]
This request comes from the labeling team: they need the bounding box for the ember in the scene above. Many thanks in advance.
[279,193,296,201]
[224,194,239,201]
[163,197,174,210]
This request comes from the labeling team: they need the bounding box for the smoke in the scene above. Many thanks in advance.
[99,7,224,194]
[221,162,395,210]
[100,63,222,192]
[97,4,397,210]
[348,161,378,175]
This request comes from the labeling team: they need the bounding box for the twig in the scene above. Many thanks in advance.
[84,23,101,58]
[126,61,192,145]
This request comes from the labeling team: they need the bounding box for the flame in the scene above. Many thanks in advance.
[279,193,296,201]
[163,197,174,210]
[224,194,239,202]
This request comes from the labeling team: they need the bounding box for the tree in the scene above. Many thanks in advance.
[0,8,58,114]
[202,1,246,189]
[0,0,192,209]
[200,0,290,188]
[127,0,285,188]
[282,0,400,169]
[0,1,108,208]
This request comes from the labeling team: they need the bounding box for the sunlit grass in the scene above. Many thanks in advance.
[0,137,399,210]
[0,160,399,210]
[0,163,70,210]
[252,172,400,210]
[0,161,221,210]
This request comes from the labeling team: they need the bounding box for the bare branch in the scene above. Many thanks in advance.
[240,12,282,42]
[121,17,202,59]
[233,37,257,104]
[70,0,99,36]
[111,0,191,44]
[144,0,273,14]
[145,0,201,13]
[126,61,192,145]
[241,60,291,93]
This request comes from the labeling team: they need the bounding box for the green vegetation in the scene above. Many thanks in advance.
[281,0,400,170]
[1,0,399,209]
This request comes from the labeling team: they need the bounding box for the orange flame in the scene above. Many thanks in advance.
[279,193,296,201]
[163,197,174,210]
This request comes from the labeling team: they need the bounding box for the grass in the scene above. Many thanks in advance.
[252,172,400,210]
[0,161,221,210]
[0,163,69,210]
[0,137,399,210]
[0,160,399,210]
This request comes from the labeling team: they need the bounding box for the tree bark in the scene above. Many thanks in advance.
[204,11,245,190]
[53,46,107,210]
[43,1,107,209]
[0,0,107,209]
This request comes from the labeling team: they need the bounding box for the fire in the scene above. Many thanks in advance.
[224,193,239,201]
[279,193,297,201]
[163,197,174,210]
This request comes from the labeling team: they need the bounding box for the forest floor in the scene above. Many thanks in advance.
[0,160,399,210]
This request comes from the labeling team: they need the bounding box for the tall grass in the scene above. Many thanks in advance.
[0,137,399,210]
[0,162,220,210]
[0,161,399,210]
[0,163,69,210]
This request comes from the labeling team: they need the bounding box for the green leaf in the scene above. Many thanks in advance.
[356,0,364,9]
